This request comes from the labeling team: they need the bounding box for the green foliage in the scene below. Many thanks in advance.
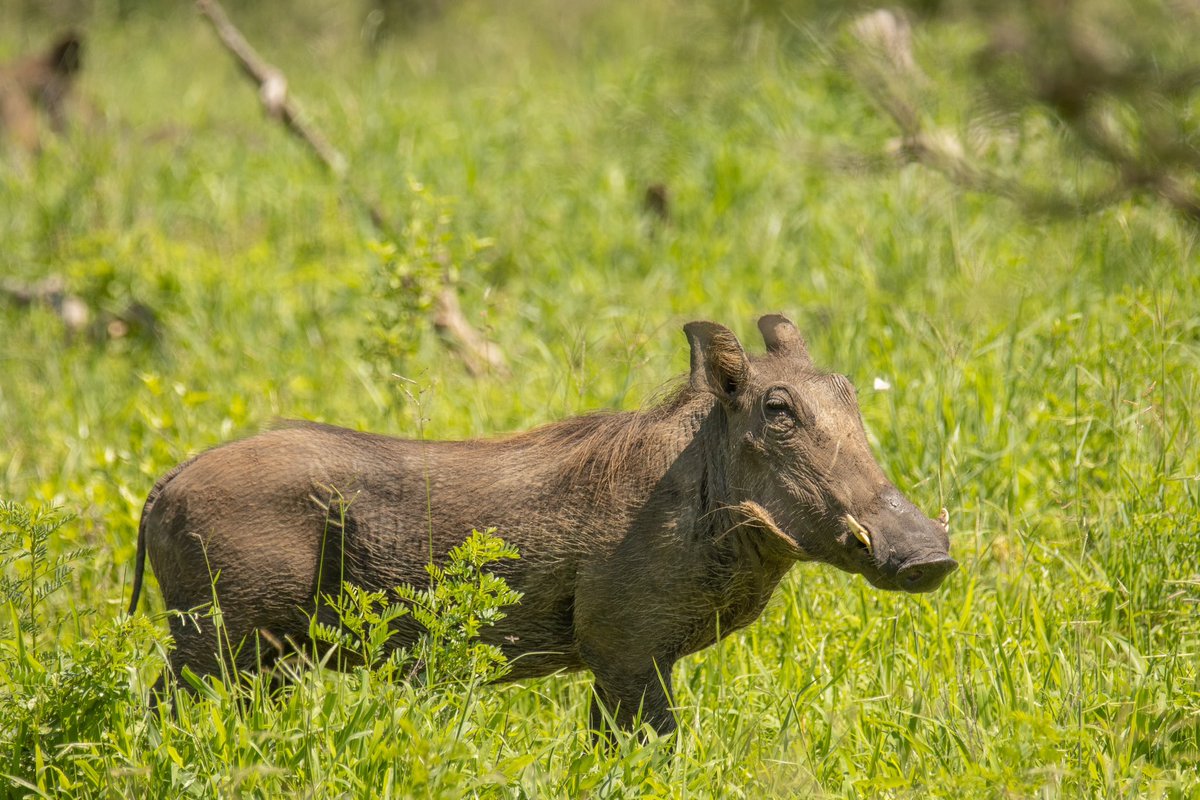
[0,501,90,643]
[396,528,522,686]
[362,180,495,388]
[311,581,413,673]
[0,501,161,791]
[312,527,521,685]
[361,181,451,374]
[1,0,1199,796]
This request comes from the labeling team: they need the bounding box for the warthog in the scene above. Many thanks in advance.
[0,32,82,153]
[128,314,955,735]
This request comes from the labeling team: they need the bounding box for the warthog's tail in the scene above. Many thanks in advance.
[128,455,201,615]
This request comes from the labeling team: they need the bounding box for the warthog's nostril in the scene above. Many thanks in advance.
[897,556,958,593]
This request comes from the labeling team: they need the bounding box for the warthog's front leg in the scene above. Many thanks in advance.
[588,663,677,744]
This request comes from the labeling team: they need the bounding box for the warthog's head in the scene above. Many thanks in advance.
[686,314,956,593]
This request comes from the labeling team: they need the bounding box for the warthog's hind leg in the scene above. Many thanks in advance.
[163,607,310,698]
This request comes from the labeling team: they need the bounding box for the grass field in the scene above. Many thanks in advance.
[2,1,1199,797]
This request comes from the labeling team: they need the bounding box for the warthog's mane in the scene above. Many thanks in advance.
[274,379,705,499]
[498,378,700,497]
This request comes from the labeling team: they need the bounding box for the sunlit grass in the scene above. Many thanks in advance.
[1,0,1198,796]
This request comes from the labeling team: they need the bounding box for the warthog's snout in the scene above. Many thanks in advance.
[895,554,958,593]
[848,486,957,593]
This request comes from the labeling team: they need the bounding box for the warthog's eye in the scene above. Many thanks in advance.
[763,390,793,418]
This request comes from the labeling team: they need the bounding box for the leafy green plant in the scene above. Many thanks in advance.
[0,501,160,792]
[361,180,494,387]
[398,527,522,687]
[0,501,89,646]
[312,528,522,686]
[361,181,448,370]
[311,581,412,674]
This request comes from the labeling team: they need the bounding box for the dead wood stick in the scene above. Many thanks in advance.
[846,9,1200,223]
[196,0,347,183]
[195,0,507,376]
[0,276,89,333]
[432,288,507,377]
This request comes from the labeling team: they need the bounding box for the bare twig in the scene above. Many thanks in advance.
[844,6,1200,224]
[0,276,89,333]
[196,0,507,376]
[197,0,346,181]
[432,288,507,376]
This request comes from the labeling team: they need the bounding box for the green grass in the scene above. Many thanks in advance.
[2,0,1199,796]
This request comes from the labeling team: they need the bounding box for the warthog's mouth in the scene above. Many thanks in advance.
[728,502,955,588]
[842,508,956,592]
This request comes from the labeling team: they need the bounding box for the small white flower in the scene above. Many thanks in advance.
[873,377,892,391]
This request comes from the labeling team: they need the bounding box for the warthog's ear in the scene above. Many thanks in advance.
[684,321,751,402]
[51,32,83,74]
[757,314,812,367]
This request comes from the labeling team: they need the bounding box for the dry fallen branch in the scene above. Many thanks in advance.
[432,288,507,376]
[1,276,159,342]
[844,6,1200,224]
[0,276,89,333]
[846,9,1091,216]
[196,0,507,376]
[197,0,345,180]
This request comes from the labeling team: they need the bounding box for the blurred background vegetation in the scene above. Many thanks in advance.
[1,0,1198,796]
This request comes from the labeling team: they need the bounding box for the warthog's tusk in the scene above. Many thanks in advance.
[845,513,872,553]
[936,507,950,532]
